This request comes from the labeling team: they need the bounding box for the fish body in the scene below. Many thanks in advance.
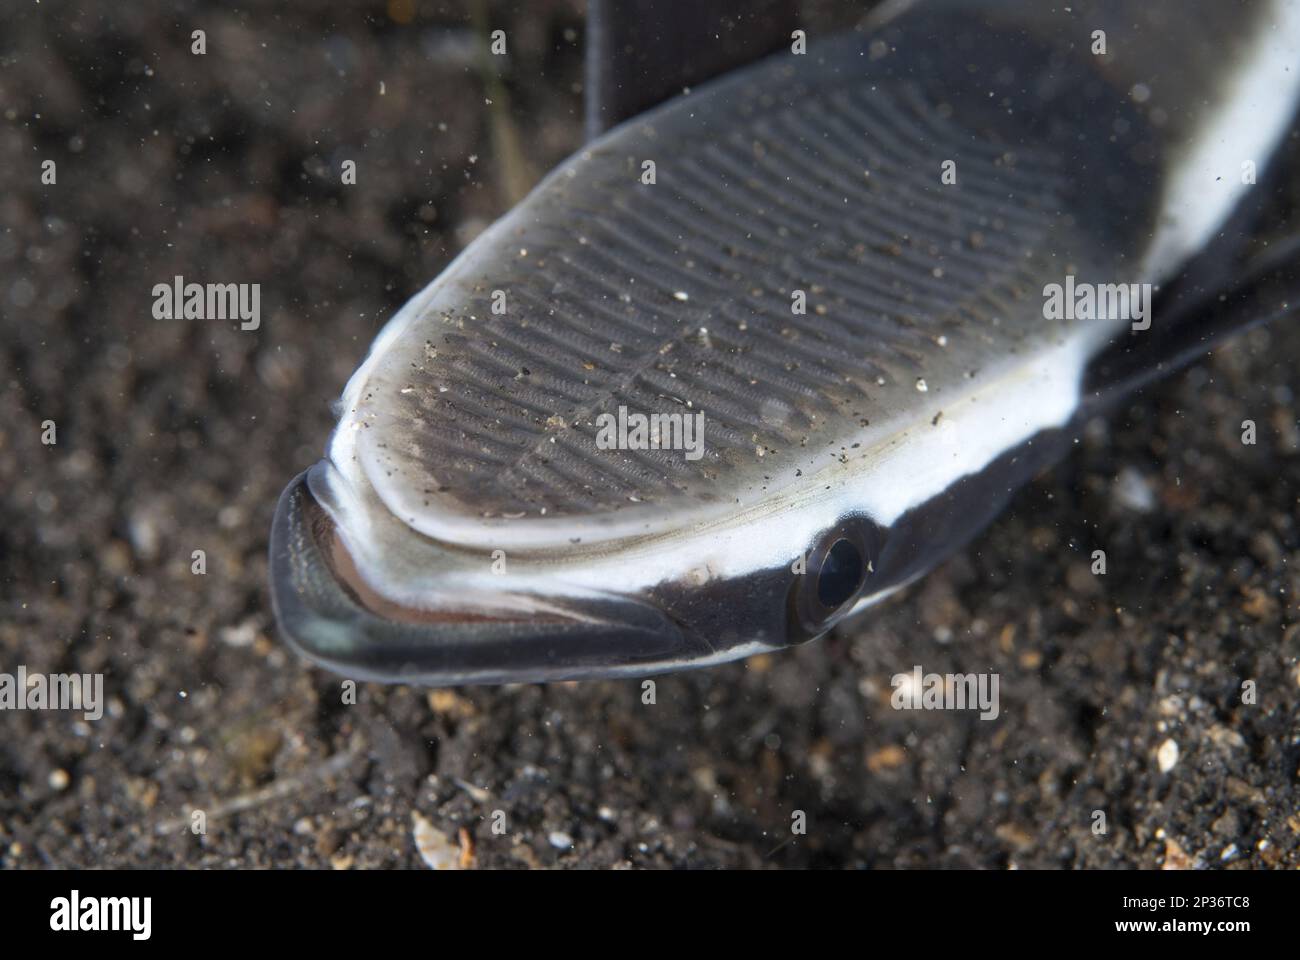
[271,0,1300,685]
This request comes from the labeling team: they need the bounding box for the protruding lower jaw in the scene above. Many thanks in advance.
[268,463,701,686]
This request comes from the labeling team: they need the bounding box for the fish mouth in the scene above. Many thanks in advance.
[269,465,694,686]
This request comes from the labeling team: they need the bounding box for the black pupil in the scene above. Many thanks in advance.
[817,538,863,609]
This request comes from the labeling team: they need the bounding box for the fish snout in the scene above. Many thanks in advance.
[269,466,696,686]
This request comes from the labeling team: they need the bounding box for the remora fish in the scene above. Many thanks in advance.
[271,0,1300,686]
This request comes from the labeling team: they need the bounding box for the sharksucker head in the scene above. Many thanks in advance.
[271,0,1300,686]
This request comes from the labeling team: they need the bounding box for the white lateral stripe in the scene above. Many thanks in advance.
[1143,0,1300,280]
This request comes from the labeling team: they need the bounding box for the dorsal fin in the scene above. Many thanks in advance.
[584,0,798,139]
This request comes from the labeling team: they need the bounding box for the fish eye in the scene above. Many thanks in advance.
[786,521,874,644]
[818,538,864,608]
